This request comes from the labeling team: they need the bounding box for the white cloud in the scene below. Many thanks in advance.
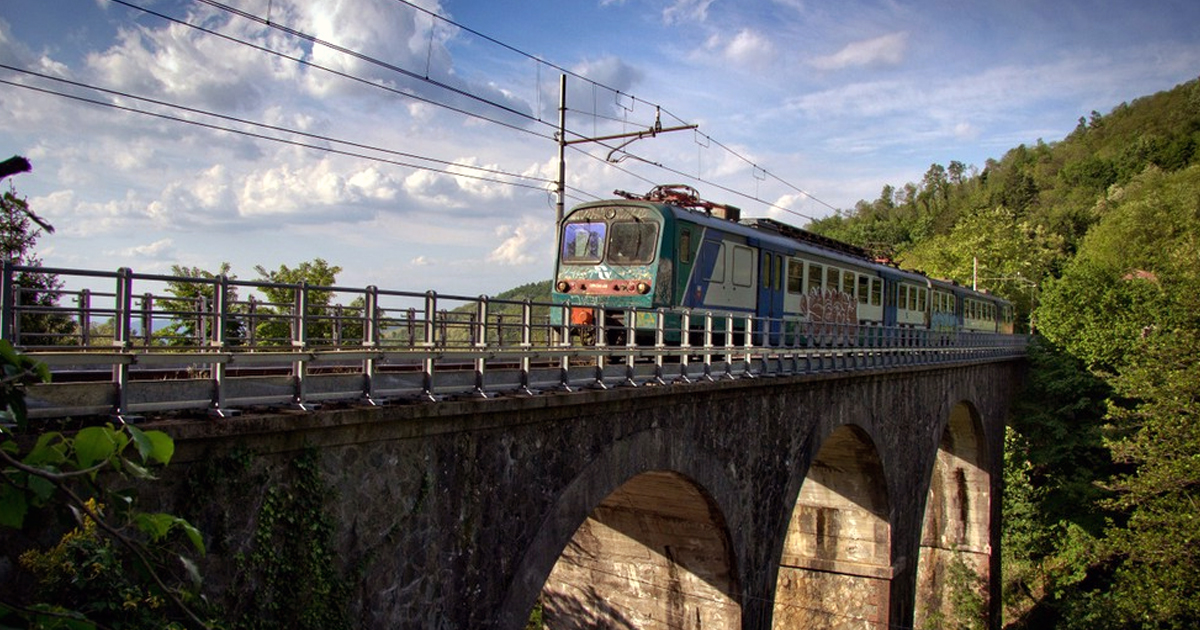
[811,32,908,71]
[663,0,716,25]
[85,7,302,113]
[719,29,777,69]
[112,238,175,259]
[488,217,550,266]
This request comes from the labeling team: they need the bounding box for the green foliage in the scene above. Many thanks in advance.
[231,447,350,630]
[156,263,245,346]
[1037,165,1200,372]
[1,369,209,628]
[0,185,73,346]
[252,259,344,346]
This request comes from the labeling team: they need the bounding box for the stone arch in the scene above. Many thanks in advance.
[773,424,892,629]
[539,470,741,628]
[496,427,742,630]
[914,400,992,629]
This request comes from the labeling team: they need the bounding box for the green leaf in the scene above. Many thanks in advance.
[0,485,27,528]
[179,518,206,555]
[122,457,155,480]
[26,472,56,504]
[127,424,152,461]
[127,426,174,465]
[74,426,117,469]
[134,512,176,541]
[24,431,66,466]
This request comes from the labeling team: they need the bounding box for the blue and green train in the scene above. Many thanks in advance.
[551,185,1013,344]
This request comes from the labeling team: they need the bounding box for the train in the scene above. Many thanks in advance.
[550,184,1014,345]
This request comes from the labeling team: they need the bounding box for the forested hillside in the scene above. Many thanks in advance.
[806,77,1200,629]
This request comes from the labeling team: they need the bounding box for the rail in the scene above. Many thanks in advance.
[1,263,1028,420]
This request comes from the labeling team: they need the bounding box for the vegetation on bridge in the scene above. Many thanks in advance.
[807,76,1200,628]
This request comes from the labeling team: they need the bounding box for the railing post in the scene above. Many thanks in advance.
[362,286,383,406]
[78,289,91,346]
[419,291,438,401]
[555,303,574,392]
[292,281,313,410]
[0,260,13,343]
[722,312,736,379]
[112,268,134,420]
[675,309,692,383]
[293,281,309,348]
[701,311,715,382]
[648,309,666,386]
[589,306,608,390]
[618,308,637,387]
[742,314,755,378]
[472,296,491,398]
[514,299,537,395]
[208,275,239,418]
[196,295,209,347]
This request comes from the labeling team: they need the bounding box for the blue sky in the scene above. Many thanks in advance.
[2,0,1198,296]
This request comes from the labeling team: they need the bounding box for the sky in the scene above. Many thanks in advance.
[1,0,1199,297]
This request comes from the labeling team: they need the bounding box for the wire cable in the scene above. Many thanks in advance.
[0,76,548,192]
[108,0,559,141]
[0,64,554,187]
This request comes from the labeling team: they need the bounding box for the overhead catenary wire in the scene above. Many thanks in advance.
[107,0,560,141]
[66,0,843,220]
[0,75,549,192]
[187,0,841,217]
[0,64,552,188]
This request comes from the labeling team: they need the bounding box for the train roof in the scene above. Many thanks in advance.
[568,186,1011,305]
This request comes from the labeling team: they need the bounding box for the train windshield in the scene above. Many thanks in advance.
[562,222,606,263]
[608,221,658,264]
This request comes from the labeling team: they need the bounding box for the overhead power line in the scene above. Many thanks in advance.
[107,0,558,141]
[75,0,842,219]
[0,69,551,192]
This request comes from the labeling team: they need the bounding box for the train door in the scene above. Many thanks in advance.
[756,248,785,345]
[688,237,725,309]
[880,271,900,327]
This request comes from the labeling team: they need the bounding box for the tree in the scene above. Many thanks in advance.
[1,180,73,347]
[1038,165,1200,371]
[157,263,245,347]
[252,259,346,346]
[897,205,1064,331]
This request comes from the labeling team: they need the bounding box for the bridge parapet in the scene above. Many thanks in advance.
[1,263,1027,420]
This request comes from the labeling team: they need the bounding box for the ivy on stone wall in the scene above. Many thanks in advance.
[230,447,351,630]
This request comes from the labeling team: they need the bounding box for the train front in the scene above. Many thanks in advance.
[551,200,669,344]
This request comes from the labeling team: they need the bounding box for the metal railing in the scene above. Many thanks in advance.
[1,262,1027,420]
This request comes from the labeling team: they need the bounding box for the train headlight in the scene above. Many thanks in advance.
[556,280,570,293]
[636,282,651,294]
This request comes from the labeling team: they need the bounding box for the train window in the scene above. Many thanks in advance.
[775,255,783,291]
[680,229,692,264]
[842,271,855,295]
[870,278,882,306]
[808,264,824,292]
[562,221,605,263]
[917,288,927,312]
[857,275,869,304]
[732,245,754,287]
[787,260,803,294]
[608,221,658,264]
[827,266,840,291]
[761,253,771,288]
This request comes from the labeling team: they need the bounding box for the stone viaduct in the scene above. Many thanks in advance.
[150,355,1025,629]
